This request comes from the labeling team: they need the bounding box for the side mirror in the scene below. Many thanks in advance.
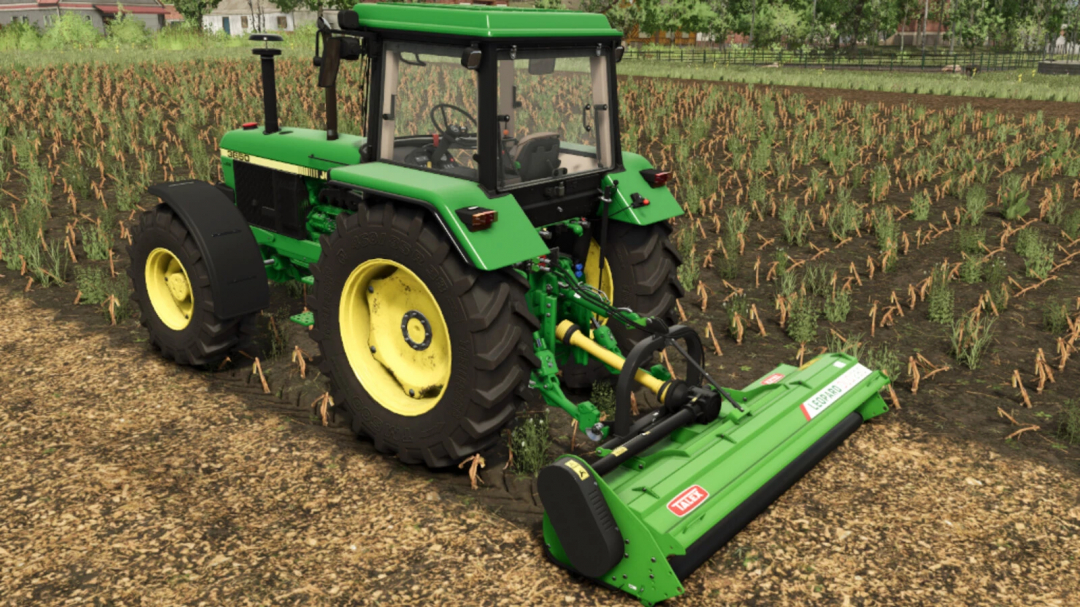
[614,45,625,63]
[318,35,342,88]
[528,57,556,75]
[461,48,482,70]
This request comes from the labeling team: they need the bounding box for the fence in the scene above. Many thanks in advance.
[622,46,1080,73]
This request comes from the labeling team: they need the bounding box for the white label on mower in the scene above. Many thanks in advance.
[800,364,872,422]
[761,373,785,385]
[667,485,709,517]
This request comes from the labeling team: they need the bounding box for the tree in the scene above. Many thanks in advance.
[583,0,728,42]
[267,0,355,21]
[534,0,565,9]
[173,0,224,27]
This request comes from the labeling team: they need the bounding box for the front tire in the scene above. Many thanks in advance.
[309,201,538,468]
[127,205,258,367]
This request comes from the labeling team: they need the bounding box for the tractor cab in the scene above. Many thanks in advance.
[333,3,626,225]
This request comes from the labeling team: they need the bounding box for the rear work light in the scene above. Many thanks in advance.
[456,206,498,232]
[640,168,671,187]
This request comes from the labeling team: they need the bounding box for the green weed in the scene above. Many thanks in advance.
[79,222,112,261]
[927,264,954,325]
[958,255,982,284]
[823,290,851,322]
[910,191,932,221]
[726,293,751,340]
[1000,173,1030,220]
[511,412,551,476]
[963,186,988,225]
[956,226,986,255]
[865,343,902,380]
[826,331,863,360]
[949,313,996,370]
[590,381,616,421]
[1043,298,1070,334]
[786,294,819,345]
[1059,400,1080,445]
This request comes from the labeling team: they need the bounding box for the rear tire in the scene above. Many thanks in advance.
[127,205,259,367]
[599,221,685,351]
[309,200,538,468]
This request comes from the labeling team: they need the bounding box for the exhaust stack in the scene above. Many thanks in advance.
[249,34,284,135]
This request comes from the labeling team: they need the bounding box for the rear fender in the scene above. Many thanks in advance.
[325,162,550,271]
[602,152,684,226]
[147,180,270,319]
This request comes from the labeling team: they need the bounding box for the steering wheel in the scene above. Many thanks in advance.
[430,103,478,148]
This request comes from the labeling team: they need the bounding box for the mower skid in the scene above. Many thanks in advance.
[540,354,889,606]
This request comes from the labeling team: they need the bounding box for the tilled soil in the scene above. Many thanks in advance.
[3,285,1080,606]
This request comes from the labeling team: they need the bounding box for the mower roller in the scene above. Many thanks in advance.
[125,4,891,604]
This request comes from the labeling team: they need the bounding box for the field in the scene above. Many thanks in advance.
[2,55,1080,604]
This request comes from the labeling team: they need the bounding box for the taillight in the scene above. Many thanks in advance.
[456,206,498,231]
[640,168,671,187]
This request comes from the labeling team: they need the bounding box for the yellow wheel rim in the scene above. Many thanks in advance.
[340,259,451,417]
[145,247,194,331]
[583,239,614,325]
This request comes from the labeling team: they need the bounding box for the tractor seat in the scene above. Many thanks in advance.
[510,132,562,181]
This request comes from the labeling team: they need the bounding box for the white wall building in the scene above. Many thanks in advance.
[202,0,325,36]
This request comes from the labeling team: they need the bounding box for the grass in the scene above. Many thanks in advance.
[618,61,1080,103]
[510,412,551,476]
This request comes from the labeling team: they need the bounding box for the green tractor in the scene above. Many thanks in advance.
[127,4,889,604]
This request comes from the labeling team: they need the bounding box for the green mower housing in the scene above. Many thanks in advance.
[127,4,892,605]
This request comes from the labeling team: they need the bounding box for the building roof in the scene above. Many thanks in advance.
[349,3,621,39]
[0,0,163,6]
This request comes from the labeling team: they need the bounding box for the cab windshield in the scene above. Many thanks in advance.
[496,47,614,189]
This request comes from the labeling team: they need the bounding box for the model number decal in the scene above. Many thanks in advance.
[800,364,872,421]
[667,485,709,517]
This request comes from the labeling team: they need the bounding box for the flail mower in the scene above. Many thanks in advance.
[127,4,890,604]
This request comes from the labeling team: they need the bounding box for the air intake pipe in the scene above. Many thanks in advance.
[249,34,284,135]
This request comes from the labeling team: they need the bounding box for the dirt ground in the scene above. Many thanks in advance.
[3,77,1080,606]
[2,284,1080,606]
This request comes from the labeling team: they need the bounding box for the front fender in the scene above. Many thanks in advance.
[146,180,270,319]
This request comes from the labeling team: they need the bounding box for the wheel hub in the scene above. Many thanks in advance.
[166,272,190,301]
[401,310,433,351]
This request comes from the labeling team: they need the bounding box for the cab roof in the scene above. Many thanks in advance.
[349,3,622,40]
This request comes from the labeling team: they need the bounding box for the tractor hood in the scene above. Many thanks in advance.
[220,127,365,180]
